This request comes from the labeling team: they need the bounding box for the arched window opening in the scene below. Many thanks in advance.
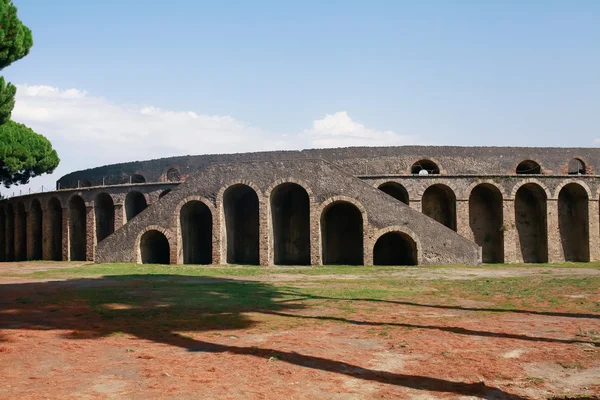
[516,160,541,174]
[321,201,363,265]
[125,191,147,221]
[558,183,589,262]
[422,184,457,231]
[224,184,259,265]
[568,158,586,175]
[140,230,170,264]
[131,174,146,184]
[469,184,504,263]
[69,196,87,261]
[378,182,409,205]
[159,189,171,199]
[15,202,27,261]
[166,168,181,182]
[95,193,115,242]
[181,201,212,264]
[30,200,43,260]
[515,184,548,263]
[373,232,417,266]
[271,183,310,265]
[411,159,440,175]
[48,198,63,261]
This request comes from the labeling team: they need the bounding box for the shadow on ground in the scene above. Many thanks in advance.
[3,274,595,399]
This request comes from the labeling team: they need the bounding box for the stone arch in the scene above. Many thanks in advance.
[422,184,457,231]
[131,174,146,184]
[558,183,589,262]
[222,183,260,265]
[166,168,181,182]
[378,182,409,204]
[47,197,63,261]
[553,180,592,200]
[269,182,311,265]
[411,159,440,175]
[5,203,14,261]
[320,200,364,265]
[515,159,542,174]
[373,230,417,266]
[159,189,171,199]
[515,183,548,263]
[510,179,552,200]
[469,183,504,263]
[180,200,213,264]
[15,202,27,261]
[568,158,586,175]
[125,191,148,222]
[95,193,115,243]
[136,225,174,264]
[139,229,170,264]
[29,199,43,260]
[68,195,87,261]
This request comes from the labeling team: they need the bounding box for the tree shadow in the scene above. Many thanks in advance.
[0,274,538,399]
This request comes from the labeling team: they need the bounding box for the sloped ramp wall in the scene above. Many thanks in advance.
[96,159,480,266]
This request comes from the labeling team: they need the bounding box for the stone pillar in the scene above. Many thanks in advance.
[14,209,25,261]
[409,200,421,213]
[114,203,125,230]
[41,205,51,261]
[62,208,69,261]
[86,206,95,262]
[547,199,563,263]
[258,200,269,266]
[503,199,518,263]
[5,210,14,261]
[26,211,34,261]
[588,200,600,262]
[310,203,321,266]
[456,200,472,241]
[363,229,373,266]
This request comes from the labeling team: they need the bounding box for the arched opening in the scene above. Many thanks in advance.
[159,189,171,199]
[558,183,589,262]
[568,158,586,175]
[15,202,27,261]
[469,184,504,263]
[271,183,310,265]
[125,191,147,221]
[48,198,63,261]
[95,193,115,243]
[411,159,440,175]
[0,206,5,262]
[131,174,146,184]
[69,196,87,261]
[5,204,14,261]
[140,230,170,264]
[321,201,363,265]
[30,200,43,260]
[516,160,541,174]
[166,168,181,182]
[378,182,409,205]
[373,232,417,265]
[515,184,548,263]
[224,184,259,265]
[181,201,212,264]
[422,184,457,231]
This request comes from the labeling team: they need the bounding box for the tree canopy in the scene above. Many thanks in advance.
[0,0,59,188]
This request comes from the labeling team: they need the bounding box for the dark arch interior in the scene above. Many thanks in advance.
[224,184,259,265]
[125,191,147,221]
[271,183,310,265]
[166,168,181,182]
[515,184,548,263]
[5,205,14,261]
[181,201,212,264]
[378,182,409,205]
[131,174,146,184]
[373,232,417,266]
[69,196,87,261]
[469,184,504,263]
[48,198,63,261]
[159,189,171,199]
[15,203,27,261]
[558,184,589,262]
[30,200,43,260]
[568,158,586,175]
[321,202,363,265]
[411,159,440,175]
[516,160,541,174]
[95,193,115,243]
[0,207,5,262]
[422,184,457,231]
[140,230,170,264]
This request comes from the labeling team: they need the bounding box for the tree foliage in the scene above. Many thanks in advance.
[0,121,59,187]
[0,0,59,188]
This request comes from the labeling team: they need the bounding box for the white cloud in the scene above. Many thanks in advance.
[2,84,419,196]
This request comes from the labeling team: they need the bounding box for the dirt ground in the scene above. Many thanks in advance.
[0,262,598,400]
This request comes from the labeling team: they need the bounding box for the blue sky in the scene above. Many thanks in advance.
[2,0,599,195]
